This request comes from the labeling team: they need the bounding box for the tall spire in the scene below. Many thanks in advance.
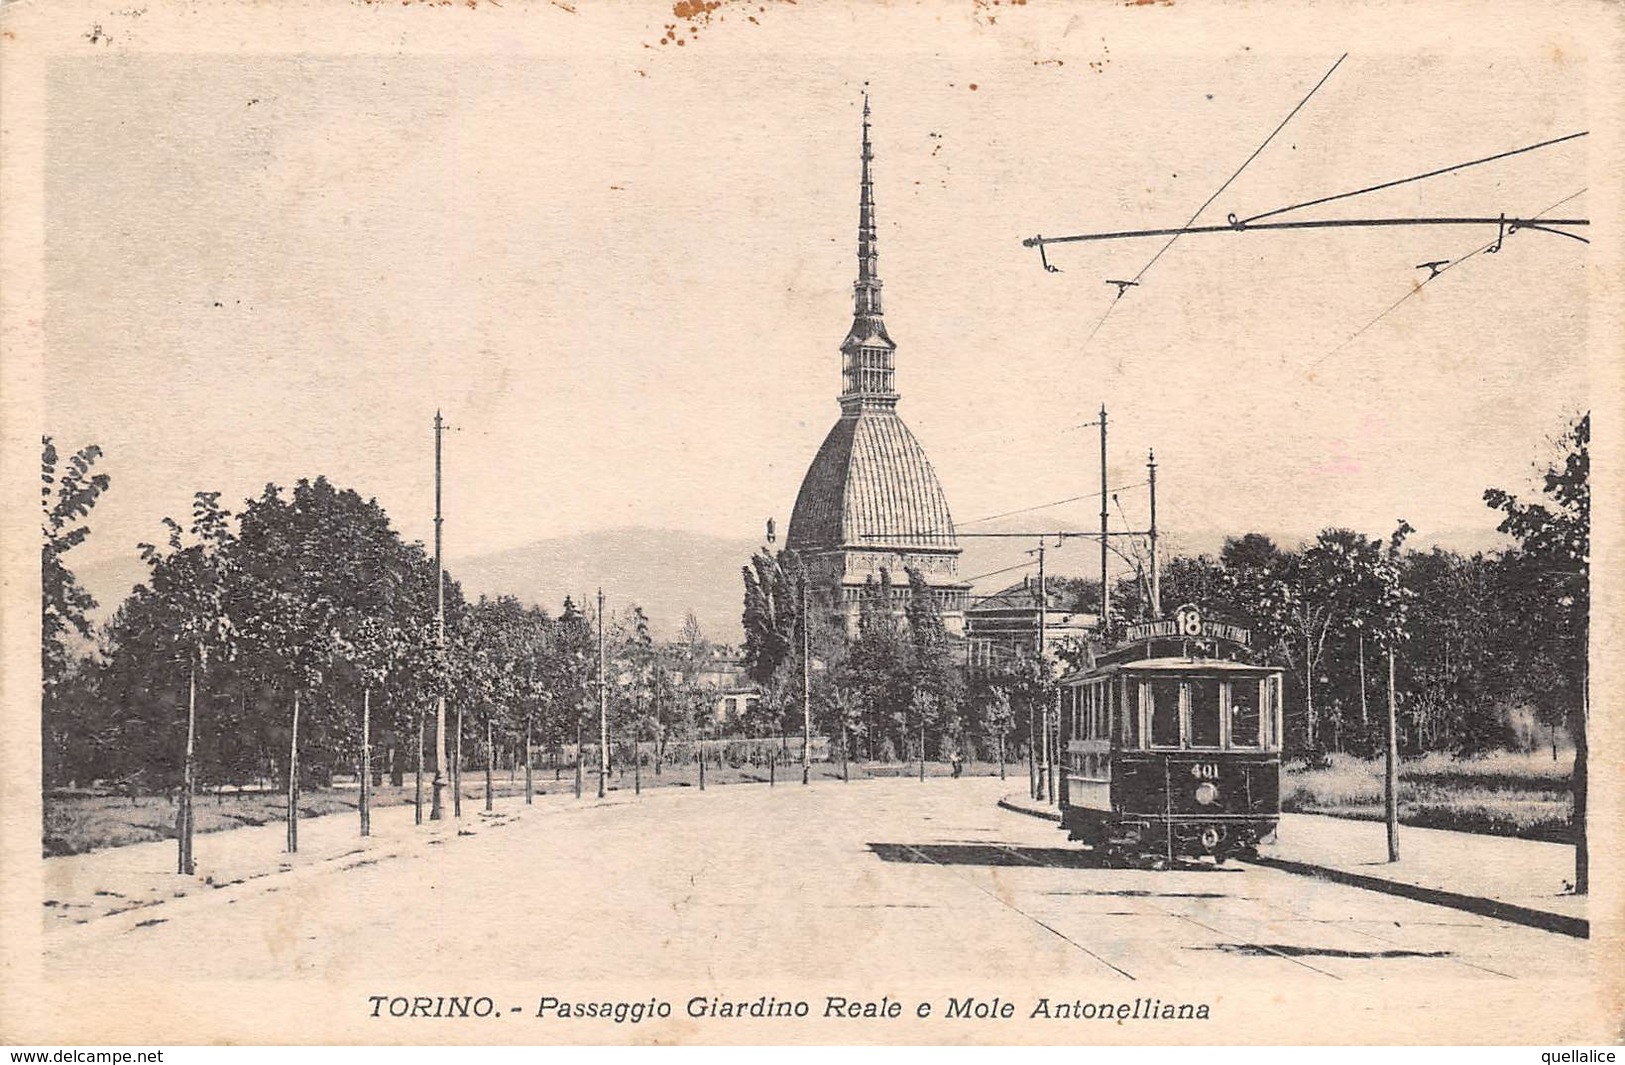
[856,93,880,303]
[840,91,897,412]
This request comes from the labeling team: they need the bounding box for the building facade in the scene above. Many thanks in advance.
[785,99,969,635]
[964,579,1100,675]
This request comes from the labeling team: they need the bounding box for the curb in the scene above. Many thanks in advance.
[994,795,1587,939]
[1245,853,1588,939]
[998,796,1061,823]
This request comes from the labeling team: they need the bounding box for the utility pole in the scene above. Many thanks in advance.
[431,410,447,821]
[597,587,609,800]
[1035,541,1048,803]
[1385,643,1401,862]
[1099,404,1110,633]
[1148,449,1162,619]
[802,576,812,786]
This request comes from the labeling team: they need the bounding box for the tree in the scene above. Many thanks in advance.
[1366,521,1416,862]
[550,596,597,795]
[230,478,409,851]
[132,492,236,873]
[42,437,111,782]
[1251,540,1338,753]
[741,550,800,687]
[1486,412,1589,894]
[976,684,1014,780]
[904,567,963,720]
[843,570,911,760]
[820,685,863,781]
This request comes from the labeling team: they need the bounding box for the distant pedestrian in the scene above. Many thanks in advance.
[951,753,963,779]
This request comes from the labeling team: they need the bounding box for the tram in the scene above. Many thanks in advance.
[1057,604,1284,865]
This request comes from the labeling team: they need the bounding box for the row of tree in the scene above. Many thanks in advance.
[738,414,1589,769]
[43,455,742,867]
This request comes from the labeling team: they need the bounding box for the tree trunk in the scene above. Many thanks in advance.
[997,732,1006,782]
[1385,646,1400,863]
[1571,697,1588,895]
[1028,702,1039,800]
[918,718,926,783]
[1358,633,1369,730]
[1046,694,1058,804]
[178,664,197,875]
[841,722,850,782]
[525,717,534,804]
[360,686,372,838]
[454,704,464,818]
[287,690,301,854]
[484,716,494,813]
[573,722,583,799]
[1304,633,1317,751]
[414,706,424,826]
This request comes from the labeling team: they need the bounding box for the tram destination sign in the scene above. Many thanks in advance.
[1125,605,1251,647]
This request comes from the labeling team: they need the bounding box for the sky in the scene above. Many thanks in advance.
[40,5,1594,608]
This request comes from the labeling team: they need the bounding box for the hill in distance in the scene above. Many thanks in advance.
[454,527,762,644]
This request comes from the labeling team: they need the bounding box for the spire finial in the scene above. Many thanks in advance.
[839,89,897,410]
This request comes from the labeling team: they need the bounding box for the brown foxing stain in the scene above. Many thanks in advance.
[646,0,791,48]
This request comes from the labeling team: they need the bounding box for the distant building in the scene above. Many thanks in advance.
[785,98,968,635]
[964,578,1099,674]
[674,646,761,725]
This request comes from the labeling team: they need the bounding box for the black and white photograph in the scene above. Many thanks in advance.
[1,0,1620,1048]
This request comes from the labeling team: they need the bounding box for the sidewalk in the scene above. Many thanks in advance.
[41,784,635,943]
[998,791,1588,938]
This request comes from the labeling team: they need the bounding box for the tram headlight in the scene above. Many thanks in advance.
[1194,782,1221,806]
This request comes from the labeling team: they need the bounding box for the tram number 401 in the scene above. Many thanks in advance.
[1189,763,1219,780]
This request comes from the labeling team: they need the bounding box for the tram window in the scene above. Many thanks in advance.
[1229,680,1262,748]
[1148,679,1181,747]
[1119,681,1140,748]
[1189,678,1222,748]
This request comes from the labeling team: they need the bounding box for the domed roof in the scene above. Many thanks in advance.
[787,409,959,554]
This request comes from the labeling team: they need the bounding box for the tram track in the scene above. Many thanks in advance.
[1230,873,1518,979]
[893,842,1137,981]
[977,840,1345,980]
[980,830,1515,980]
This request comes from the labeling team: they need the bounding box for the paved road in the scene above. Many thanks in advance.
[46,776,1585,987]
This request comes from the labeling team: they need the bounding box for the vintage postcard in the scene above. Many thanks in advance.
[2,0,1621,1048]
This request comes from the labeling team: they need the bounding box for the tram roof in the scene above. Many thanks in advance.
[1062,656,1283,683]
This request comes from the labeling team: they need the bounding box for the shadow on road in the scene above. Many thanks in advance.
[1200,943,1452,960]
[867,842,1100,868]
[1044,889,1229,899]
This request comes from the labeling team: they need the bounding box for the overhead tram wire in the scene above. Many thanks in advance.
[962,559,1043,586]
[1303,187,1587,375]
[1074,52,1348,349]
[1236,130,1589,226]
[959,480,1150,528]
